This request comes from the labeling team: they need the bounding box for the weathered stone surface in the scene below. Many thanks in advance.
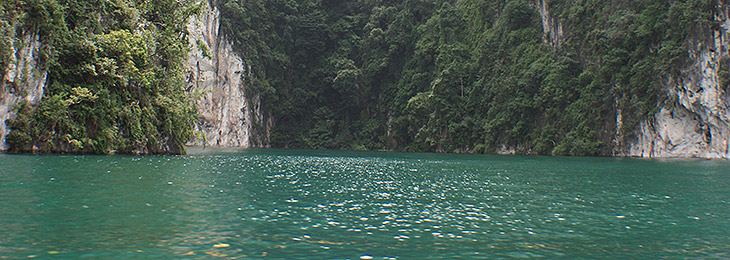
[185,2,269,148]
[0,31,47,151]
[627,6,730,158]
[536,0,564,48]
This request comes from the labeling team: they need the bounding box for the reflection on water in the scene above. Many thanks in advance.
[1,149,730,259]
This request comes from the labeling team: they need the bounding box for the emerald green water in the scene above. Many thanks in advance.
[1,148,729,259]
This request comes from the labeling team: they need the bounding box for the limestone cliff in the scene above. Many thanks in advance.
[536,0,564,48]
[0,31,46,151]
[532,1,730,159]
[627,6,730,158]
[0,2,269,152]
[185,2,269,148]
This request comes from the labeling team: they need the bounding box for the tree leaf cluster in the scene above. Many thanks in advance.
[218,0,722,155]
[3,0,200,154]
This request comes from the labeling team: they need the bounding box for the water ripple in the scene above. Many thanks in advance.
[0,150,729,259]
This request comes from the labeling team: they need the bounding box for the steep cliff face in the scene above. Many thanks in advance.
[1,2,268,152]
[627,6,730,158]
[536,0,564,47]
[185,2,269,148]
[532,0,729,158]
[0,31,46,151]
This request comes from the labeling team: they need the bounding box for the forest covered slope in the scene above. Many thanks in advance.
[2,0,730,157]
[218,0,729,156]
[1,0,200,154]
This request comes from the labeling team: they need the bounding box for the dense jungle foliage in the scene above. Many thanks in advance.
[220,0,724,155]
[1,0,201,154]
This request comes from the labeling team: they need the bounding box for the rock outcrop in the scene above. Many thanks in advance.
[185,2,269,148]
[627,6,730,158]
[536,0,564,48]
[0,31,46,151]
[0,2,270,152]
[2,1,727,157]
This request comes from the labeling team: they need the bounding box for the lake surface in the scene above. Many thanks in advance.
[1,148,729,259]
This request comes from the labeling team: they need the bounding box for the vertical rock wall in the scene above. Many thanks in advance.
[536,0,564,48]
[628,6,730,158]
[535,0,730,158]
[185,2,268,148]
[1,2,269,152]
[0,31,46,151]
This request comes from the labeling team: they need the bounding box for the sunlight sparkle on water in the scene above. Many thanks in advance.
[0,150,729,259]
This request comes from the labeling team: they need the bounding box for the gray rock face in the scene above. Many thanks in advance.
[185,2,268,148]
[627,7,730,158]
[1,31,47,151]
[0,2,269,152]
[3,2,727,157]
[536,0,564,47]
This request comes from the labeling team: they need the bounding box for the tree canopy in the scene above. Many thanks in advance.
[2,0,201,154]
[219,0,720,155]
